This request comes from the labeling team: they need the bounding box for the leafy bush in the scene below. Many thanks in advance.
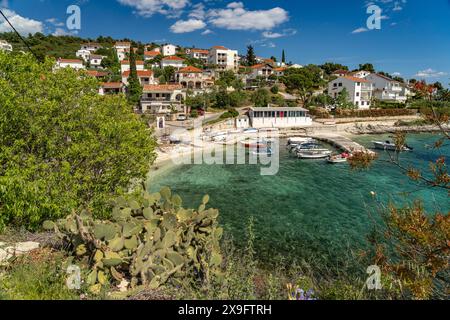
[270,85,279,94]
[334,108,416,118]
[43,188,223,295]
[220,108,240,120]
[0,52,156,231]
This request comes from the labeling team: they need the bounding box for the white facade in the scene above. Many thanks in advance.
[122,70,156,86]
[249,107,313,128]
[141,84,186,114]
[76,49,91,62]
[120,60,145,73]
[114,42,131,61]
[208,46,239,71]
[350,70,371,78]
[328,76,373,109]
[162,44,177,56]
[189,49,209,62]
[365,73,407,103]
[0,40,13,52]
[55,58,85,70]
[81,43,102,52]
[89,55,105,68]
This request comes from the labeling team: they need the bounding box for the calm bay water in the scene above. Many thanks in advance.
[148,134,449,266]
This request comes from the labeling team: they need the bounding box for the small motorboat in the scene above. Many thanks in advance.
[372,141,413,152]
[327,152,350,164]
[252,147,273,156]
[297,149,332,159]
[287,137,315,149]
[291,142,322,153]
[243,128,259,134]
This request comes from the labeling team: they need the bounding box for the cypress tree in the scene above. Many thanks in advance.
[127,48,143,106]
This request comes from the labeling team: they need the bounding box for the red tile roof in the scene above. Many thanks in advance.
[86,70,108,77]
[58,58,83,64]
[122,70,153,77]
[341,76,371,83]
[178,66,203,73]
[333,69,349,74]
[162,56,185,61]
[101,82,122,89]
[115,42,131,46]
[191,49,209,54]
[251,63,273,69]
[120,60,145,65]
[212,46,228,50]
[144,51,160,56]
[143,84,182,92]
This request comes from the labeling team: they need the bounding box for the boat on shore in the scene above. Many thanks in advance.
[252,147,273,156]
[372,140,413,152]
[297,149,332,159]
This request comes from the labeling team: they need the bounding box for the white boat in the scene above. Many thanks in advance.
[372,141,413,152]
[287,137,314,146]
[297,149,332,159]
[243,128,259,134]
[327,152,351,164]
[252,148,273,156]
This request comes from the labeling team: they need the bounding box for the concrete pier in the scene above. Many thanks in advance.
[311,134,375,154]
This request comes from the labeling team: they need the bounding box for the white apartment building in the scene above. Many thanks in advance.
[121,70,156,86]
[328,76,373,109]
[120,60,145,73]
[114,42,131,61]
[89,55,105,69]
[188,49,209,62]
[162,44,177,56]
[248,107,312,128]
[208,46,239,71]
[76,49,91,62]
[81,42,102,52]
[175,66,214,90]
[55,58,85,70]
[0,40,13,52]
[365,73,408,103]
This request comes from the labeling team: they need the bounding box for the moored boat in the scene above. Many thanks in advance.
[372,141,413,152]
[297,149,332,159]
[327,152,350,164]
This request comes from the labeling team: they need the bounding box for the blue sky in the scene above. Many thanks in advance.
[1,0,449,84]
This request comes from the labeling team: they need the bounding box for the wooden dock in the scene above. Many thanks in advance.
[311,134,375,154]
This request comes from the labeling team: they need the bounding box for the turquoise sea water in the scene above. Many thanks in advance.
[148,134,449,266]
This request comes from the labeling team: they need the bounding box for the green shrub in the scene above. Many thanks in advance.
[0,52,156,231]
[270,85,279,94]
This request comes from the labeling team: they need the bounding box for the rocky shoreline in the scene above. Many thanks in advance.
[346,124,450,135]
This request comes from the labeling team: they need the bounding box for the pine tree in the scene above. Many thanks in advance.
[246,45,257,66]
[127,48,143,106]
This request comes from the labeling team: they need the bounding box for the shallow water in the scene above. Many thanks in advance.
[148,134,449,266]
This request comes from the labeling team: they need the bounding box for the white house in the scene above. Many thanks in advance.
[248,107,312,128]
[144,50,160,61]
[161,56,186,69]
[364,73,408,103]
[120,60,145,73]
[248,63,274,80]
[114,41,131,61]
[81,42,102,52]
[0,40,13,52]
[328,76,373,109]
[175,66,214,90]
[99,82,124,95]
[141,84,186,114]
[122,70,156,86]
[76,49,91,62]
[89,55,105,69]
[208,46,239,71]
[162,44,177,56]
[55,58,85,70]
[349,70,371,79]
[189,49,209,62]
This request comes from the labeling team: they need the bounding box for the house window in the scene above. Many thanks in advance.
[357,82,361,86]
[334,83,337,87]
[356,92,360,97]
[338,83,342,87]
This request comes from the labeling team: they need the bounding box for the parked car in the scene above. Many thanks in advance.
[177,114,187,121]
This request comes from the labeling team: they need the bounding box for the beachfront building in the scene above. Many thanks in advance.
[120,60,145,73]
[162,44,177,56]
[248,107,313,128]
[328,76,373,109]
[55,58,85,70]
[188,48,209,62]
[208,46,239,71]
[140,84,186,114]
[175,66,214,90]
[365,73,408,103]
[0,40,13,52]
[161,56,186,69]
[121,70,156,86]
[99,82,124,95]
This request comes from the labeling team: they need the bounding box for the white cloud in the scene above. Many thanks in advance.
[201,29,213,35]
[392,72,402,76]
[189,3,206,20]
[0,9,44,34]
[262,28,297,38]
[351,27,369,34]
[117,0,190,17]
[207,2,289,31]
[415,68,447,78]
[46,18,65,27]
[170,19,206,33]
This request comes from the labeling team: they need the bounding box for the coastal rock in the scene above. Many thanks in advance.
[0,248,8,263]
[0,241,40,264]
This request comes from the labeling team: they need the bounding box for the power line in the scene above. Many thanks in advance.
[0,8,41,62]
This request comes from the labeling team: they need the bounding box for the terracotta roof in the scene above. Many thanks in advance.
[143,84,182,92]
[58,58,83,64]
[115,42,131,46]
[274,67,287,72]
[341,76,371,83]
[178,66,202,73]
[191,49,209,54]
[251,63,273,69]
[86,70,108,77]
[122,70,153,77]
[333,69,349,74]
[162,56,185,61]
[101,82,122,89]
[120,60,145,65]
[144,51,160,56]
[89,55,104,59]
[212,46,228,50]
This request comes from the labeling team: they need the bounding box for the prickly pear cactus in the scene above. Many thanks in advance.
[43,187,223,293]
